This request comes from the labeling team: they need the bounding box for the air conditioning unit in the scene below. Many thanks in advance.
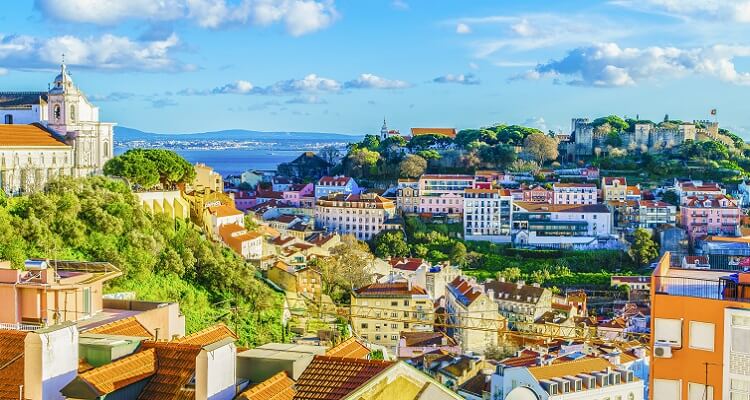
[654,343,673,358]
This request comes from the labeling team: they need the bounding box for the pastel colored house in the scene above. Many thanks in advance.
[418,174,474,216]
[552,183,597,205]
[266,260,323,301]
[315,175,360,198]
[282,183,314,206]
[204,204,245,239]
[218,224,263,260]
[680,195,740,241]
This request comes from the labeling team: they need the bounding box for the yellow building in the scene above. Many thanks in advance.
[267,260,323,302]
[602,177,628,201]
[351,281,433,350]
[314,193,398,241]
[192,163,223,192]
[445,276,506,355]
[135,190,189,220]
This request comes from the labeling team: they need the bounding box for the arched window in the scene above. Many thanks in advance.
[103,141,110,157]
[3,114,12,124]
[70,105,76,122]
[54,105,61,120]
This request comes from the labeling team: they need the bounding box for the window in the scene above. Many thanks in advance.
[70,105,76,122]
[654,318,683,347]
[689,321,715,351]
[653,379,681,400]
[3,114,12,124]
[54,105,61,120]
[688,383,714,400]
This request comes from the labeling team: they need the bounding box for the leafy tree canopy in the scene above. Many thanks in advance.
[104,149,195,189]
[592,115,629,132]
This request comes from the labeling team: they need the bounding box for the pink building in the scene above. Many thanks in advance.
[552,183,597,205]
[282,183,314,207]
[418,174,474,216]
[680,195,741,241]
[522,185,551,203]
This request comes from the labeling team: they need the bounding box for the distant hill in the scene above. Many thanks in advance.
[115,126,361,142]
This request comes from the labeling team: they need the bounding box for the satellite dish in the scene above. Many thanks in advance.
[506,386,540,400]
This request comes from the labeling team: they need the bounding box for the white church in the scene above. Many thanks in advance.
[0,62,114,194]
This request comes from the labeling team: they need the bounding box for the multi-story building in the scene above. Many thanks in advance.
[675,179,725,205]
[552,183,597,205]
[350,281,433,350]
[282,183,314,207]
[650,252,750,400]
[492,358,644,400]
[680,195,740,241]
[418,174,474,216]
[463,188,513,242]
[386,258,461,300]
[314,175,360,198]
[193,163,224,192]
[445,276,505,355]
[204,203,245,239]
[395,178,419,213]
[602,177,629,202]
[522,185,552,203]
[267,260,322,302]
[314,193,397,240]
[218,223,263,259]
[482,278,553,328]
[635,200,677,229]
[513,202,613,249]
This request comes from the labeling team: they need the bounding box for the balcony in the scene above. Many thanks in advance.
[654,268,750,304]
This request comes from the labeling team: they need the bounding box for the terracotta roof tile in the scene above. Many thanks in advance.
[325,337,370,359]
[237,371,295,400]
[174,324,237,346]
[77,348,157,396]
[388,257,427,271]
[207,204,244,218]
[0,330,27,400]
[294,356,394,400]
[410,128,457,138]
[85,316,153,338]
[137,341,202,400]
[447,276,483,307]
[0,124,69,147]
[399,331,456,347]
[353,282,427,297]
[528,358,613,381]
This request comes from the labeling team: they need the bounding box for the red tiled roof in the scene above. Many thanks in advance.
[602,177,627,186]
[0,124,70,147]
[553,183,596,188]
[207,204,244,218]
[85,316,153,338]
[683,195,738,208]
[294,356,394,400]
[0,330,27,400]
[637,200,671,208]
[388,257,427,271]
[137,342,202,400]
[420,174,473,180]
[317,176,352,186]
[447,276,483,307]
[353,282,427,297]
[325,337,370,359]
[77,348,157,396]
[237,371,295,400]
[174,324,237,346]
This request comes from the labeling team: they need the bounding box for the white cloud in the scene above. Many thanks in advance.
[456,23,471,34]
[611,0,750,22]
[36,0,339,36]
[212,80,255,94]
[0,32,186,72]
[343,73,410,89]
[391,0,409,10]
[516,42,750,87]
[469,62,479,70]
[522,117,547,131]
[89,92,136,101]
[264,73,341,94]
[0,67,7,76]
[286,95,327,104]
[433,73,480,85]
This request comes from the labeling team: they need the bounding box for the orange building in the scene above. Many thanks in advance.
[650,252,750,400]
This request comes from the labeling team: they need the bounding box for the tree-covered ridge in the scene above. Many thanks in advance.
[0,177,284,346]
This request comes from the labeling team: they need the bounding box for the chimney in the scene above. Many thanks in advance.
[517,280,525,289]
[486,289,495,300]
[24,322,79,400]
[532,282,541,288]
[498,276,506,283]
[195,338,237,400]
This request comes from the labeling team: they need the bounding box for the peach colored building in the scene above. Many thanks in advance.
[650,252,750,400]
[314,193,397,240]
[0,259,120,328]
[418,174,474,216]
[679,195,740,241]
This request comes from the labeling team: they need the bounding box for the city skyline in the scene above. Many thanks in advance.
[2,0,750,136]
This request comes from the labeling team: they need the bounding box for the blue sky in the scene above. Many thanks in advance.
[2,0,750,137]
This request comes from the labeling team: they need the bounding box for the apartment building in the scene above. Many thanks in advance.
[635,200,677,229]
[680,195,740,241]
[602,177,629,201]
[492,358,644,400]
[386,258,460,299]
[218,223,263,259]
[418,174,474,216]
[314,193,397,240]
[192,163,223,192]
[650,252,750,400]
[267,260,322,302]
[282,183,314,206]
[463,188,513,242]
[482,278,553,328]
[350,281,433,350]
[552,183,597,205]
[445,276,505,355]
[204,203,245,239]
[675,179,725,205]
[513,202,613,249]
[314,175,360,198]
[395,178,419,213]
[522,185,552,203]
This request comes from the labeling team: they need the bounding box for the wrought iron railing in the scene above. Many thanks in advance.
[653,275,750,304]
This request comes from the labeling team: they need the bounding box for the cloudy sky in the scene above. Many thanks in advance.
[2,0,750,136]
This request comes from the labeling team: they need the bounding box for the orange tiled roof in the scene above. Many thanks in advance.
[85,316,153,338]
[294,356,394,400]
[447,276,483,307]
[528,358,613,381]
[410,127,457,138]
[325,337,370,359]
[0,124,69,147]
[207,204,244,218]
[174,324,237,346]
[77,348,157,396]
[137,341,202,400]
[353,281,427,297]
[237,371,295,400]
[0,330,27,400]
